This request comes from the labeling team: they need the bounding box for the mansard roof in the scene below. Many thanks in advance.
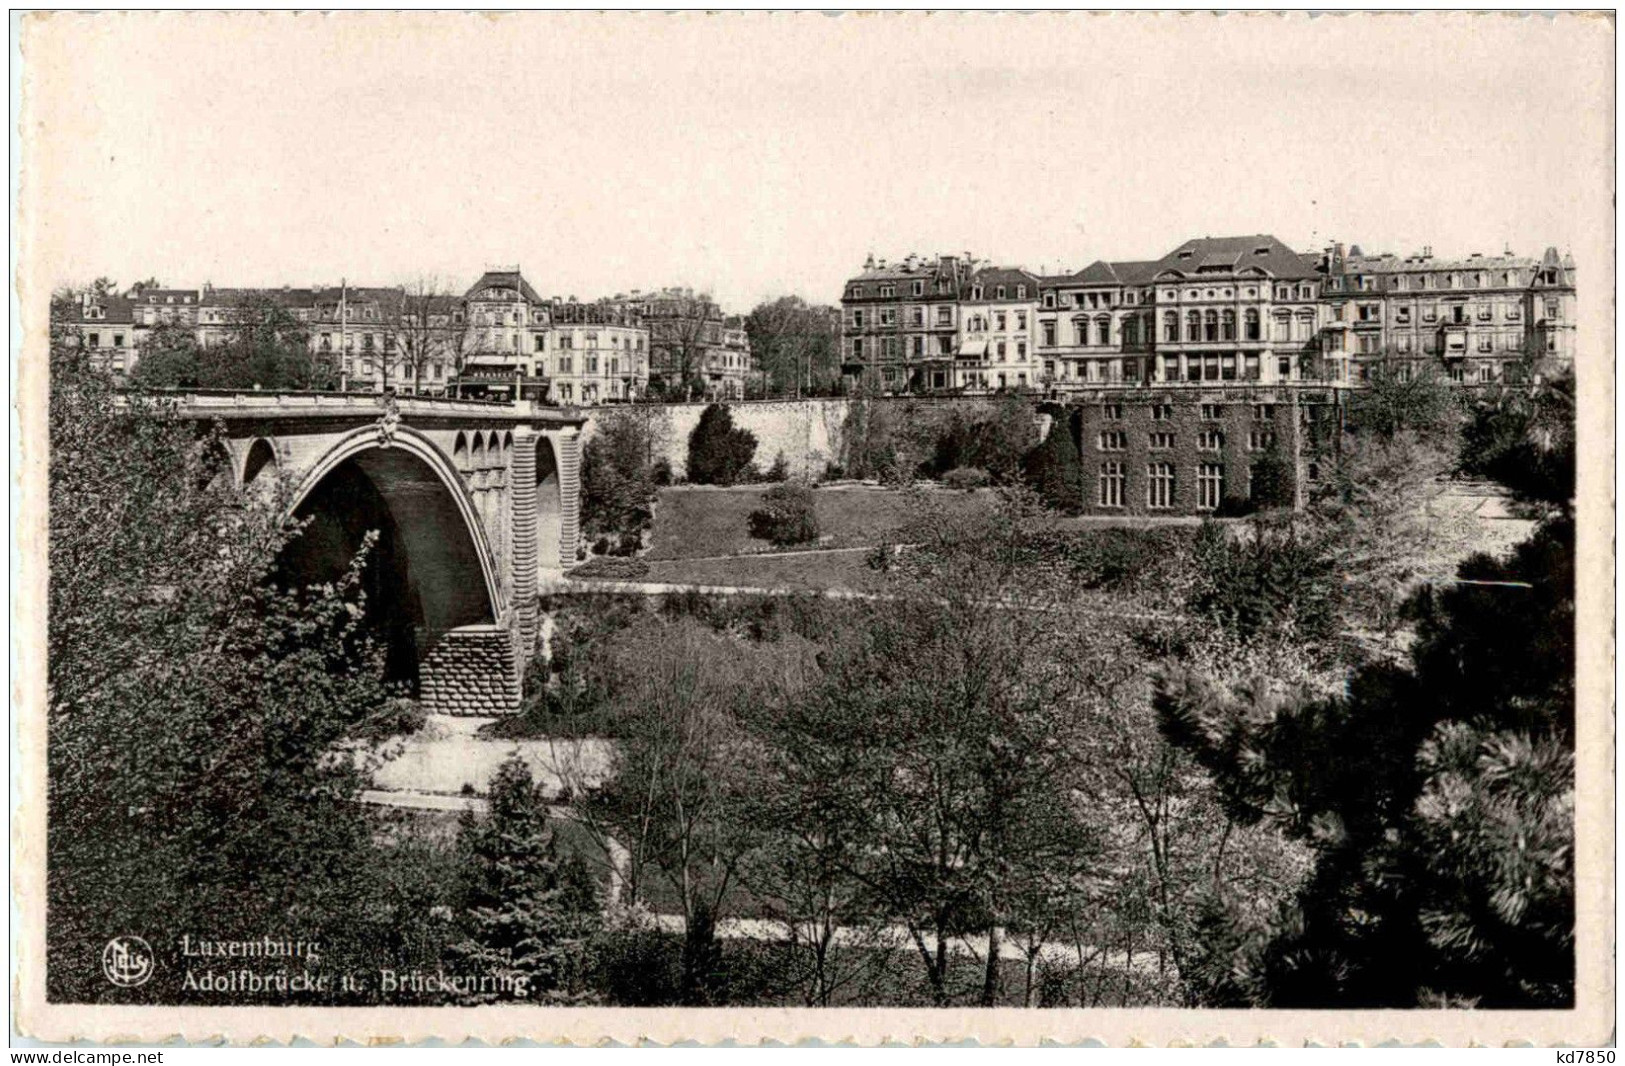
[1154,235,1319,280]
[465,270,544,304]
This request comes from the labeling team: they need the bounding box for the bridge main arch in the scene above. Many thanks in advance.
[279,425,518,714]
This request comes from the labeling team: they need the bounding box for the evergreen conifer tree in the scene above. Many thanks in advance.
[452,756,600,1004]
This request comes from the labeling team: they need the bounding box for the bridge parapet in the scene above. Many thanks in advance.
[120,388,585,425]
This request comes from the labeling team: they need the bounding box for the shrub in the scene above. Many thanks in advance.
[353,696,427,742]
[821,462,845,482]
[686,404,758,485]
[1020,424,1083,514]
[568,557,652,581]
[766,451,789,482]
[651,458,674,486]
[940,466,991,492]
[747,481,820,547]
[1249,447,1297,511]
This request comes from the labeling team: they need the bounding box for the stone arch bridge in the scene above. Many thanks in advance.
[165,390,585,715]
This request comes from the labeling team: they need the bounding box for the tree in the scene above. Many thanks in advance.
[450,755,599,1004]
[1186,516,1343,647]
[839,376,901,483]
[385,278,472,393]
[686,402,757,485]
[198,293,335,390]
[580,415,658,552]
[1346,355,1459,445]
[129,321,204,388]
[759,493,1111,1006]
[579,617,783,1004]
[1020,420,1083,514]
[745,296,840,398]
[747,481,819,546]
[1158,513,1575,1009]
[650,291,721,399]
[46,335,396,1001]
[1309,428,1474,638]
[1458,366,1575,516]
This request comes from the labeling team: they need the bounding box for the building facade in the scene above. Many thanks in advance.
[954,267,1042,391]
[1068,386,1311,516]
[1319,243,1577,386]
[597,288,751,400]
[62,268,654,405]
[839,253,973,391]
[839,234,1575,396]
[1037,260,1158,388]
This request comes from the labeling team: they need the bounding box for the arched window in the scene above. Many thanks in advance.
[1073,317,1088,345]
[1244,308,1261,341]
[1295,310,1314,342]
[1163,312,1178,342]
[1273,312,1291,342]
[1204,310,1218,342]
[1221,309,1236,341]
[1186,310,1201,342]
[1123,316,1139,346]
[1096,316,1111,346]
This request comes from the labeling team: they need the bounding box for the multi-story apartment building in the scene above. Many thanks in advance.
[1037,260,1159,387]
[68,292,140,376]
[1318,244,1577,385]
[598,288,749,399]
[64,268,653,405]
[718,316,753,396]
[541,299,649,405]
[1142,235,1327,388]
[954,267,1042,390]
[840,253,973,391]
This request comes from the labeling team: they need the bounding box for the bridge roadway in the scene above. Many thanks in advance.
[149,389,588,715]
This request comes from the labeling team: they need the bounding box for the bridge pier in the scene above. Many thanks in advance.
[418,624,522,717]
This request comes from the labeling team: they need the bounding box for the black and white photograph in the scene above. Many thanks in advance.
[11,9,1614,1047]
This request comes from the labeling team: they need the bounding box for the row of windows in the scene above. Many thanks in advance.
[1092,429,1275,451]
[1331,269,1557,293]
[1039,283,1320,310]
[851,306,956,329]
[965,311,1028,333]
[1097,462,1228,510]
[849,337,1037,362]
[853,278,957,300]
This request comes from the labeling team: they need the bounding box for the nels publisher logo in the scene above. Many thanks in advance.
[102,936,155,988]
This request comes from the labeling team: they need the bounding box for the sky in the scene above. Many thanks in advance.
[19,11,1615,313]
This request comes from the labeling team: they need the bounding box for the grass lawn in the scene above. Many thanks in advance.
[641,548,889,593]
[646,483,994,561]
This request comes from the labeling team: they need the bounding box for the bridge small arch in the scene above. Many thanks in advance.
[536,435,561,572]
[453,431,468,469]
[472,433,486,469]
[279,427,503,687]
[241,437,279,488]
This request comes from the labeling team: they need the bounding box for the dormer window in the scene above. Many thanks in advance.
[972,286,983,300]
[1016,285,1027,299]
[996,286,1006,299]
[912,280,924,296]
[1253,246,1270,255]
[1178,251,1193,260]
[1043,292,1055,308]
